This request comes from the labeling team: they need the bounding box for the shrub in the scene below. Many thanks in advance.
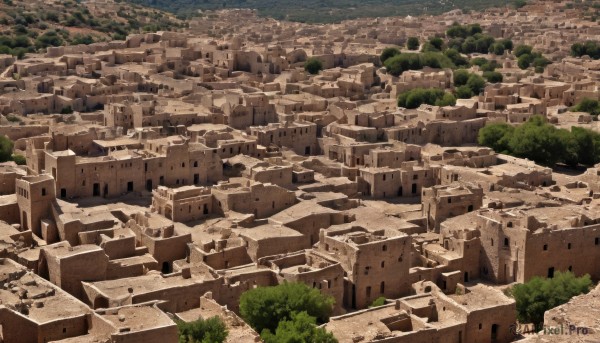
[380,47,400,63]
[384,52,454,77]
[369,297,386,308]
[514,44,533,57]
[572,98,600,116]
[239,282,335,334]
[176,316,228,343]
[455,85,474,99]
[510,271,591,326]
[397,88,456,108]
[478,116,600,166]
[304,57,323,75]
[453,69,470,86]
[407,37,419,50]
[261,312,338,343]
[466,74,486,94]
[11,154,26,165]
[0,136,13,162]
[483,71,503,83]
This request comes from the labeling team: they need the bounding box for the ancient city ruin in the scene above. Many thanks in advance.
[0,0,599,342]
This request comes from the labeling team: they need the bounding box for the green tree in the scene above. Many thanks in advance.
[489,42,505,55]
[455,85,474,99]
[177,316,228,343]
[407,37,419,50]
[11,154,26,165]
[261,311,338,343]
[510,271,591,326]
[369,297,386,308]
[0,136,13,162]
[483,71,503,83]
[517,54,532,69]
[500,38,514,51]
[397,88,455,108]
[380,47,400,63]
[508,116,566,166]
[572,98,600,115]
[514,44,533,57]
[428,37,444,51]
[513,0,527,9]
[466,74,486,94]
[478,122,514,153]
[304,57,323,75]
[239,282,335,334]
[453,69,470,86]
[444,48,469,67]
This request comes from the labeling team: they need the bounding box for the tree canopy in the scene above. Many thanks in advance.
[407,37,419,50]
[261,311,338,343]
[384,52,455,76]
[239,282,335,334]
[571,98,600,116]
[510,271,592,326]
[397,88,456,108]
[571,41,600,59]
[478,116,600,166]
[304,57,323,75]
[0,136,13,163]
[176,316,228,343]
[380,47,400,63]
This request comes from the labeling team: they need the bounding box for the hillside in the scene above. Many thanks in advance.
[126,0,509,23]
[0,0,184,58]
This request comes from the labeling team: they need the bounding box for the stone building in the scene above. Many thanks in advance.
[316,226,411,309]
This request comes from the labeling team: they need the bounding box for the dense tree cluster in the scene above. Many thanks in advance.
[509,271,592,326]
[514,44,550,72]
[176,316,228,343]
[571,41,600,59]
[445,23,512,55]
[0,1,183,58]
[384,52,455,76]
[239,282,337,342]
[126,0,508,24]
[397,88,456,108]
[470,57,500,72]
[478,116,600,166]
[453,70,486,98]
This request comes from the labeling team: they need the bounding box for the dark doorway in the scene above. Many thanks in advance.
[127,181,134,192]
[491,324,499,342]
[94,296,109,309]
[60,188,67,198]
[548,267,555,278]
[93,183,100,196]
[21,211,28,230]
[464,271,469,282]
[468,205,474,212]
[412,183,417,194]
[103,184,108,197]
[352,285,356,309]
[159,176,164,185]
[194,174,199,184]
[146,179,152,191]
[305,146,311,155]
[203,204,209,215]
[162,262,171,274]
